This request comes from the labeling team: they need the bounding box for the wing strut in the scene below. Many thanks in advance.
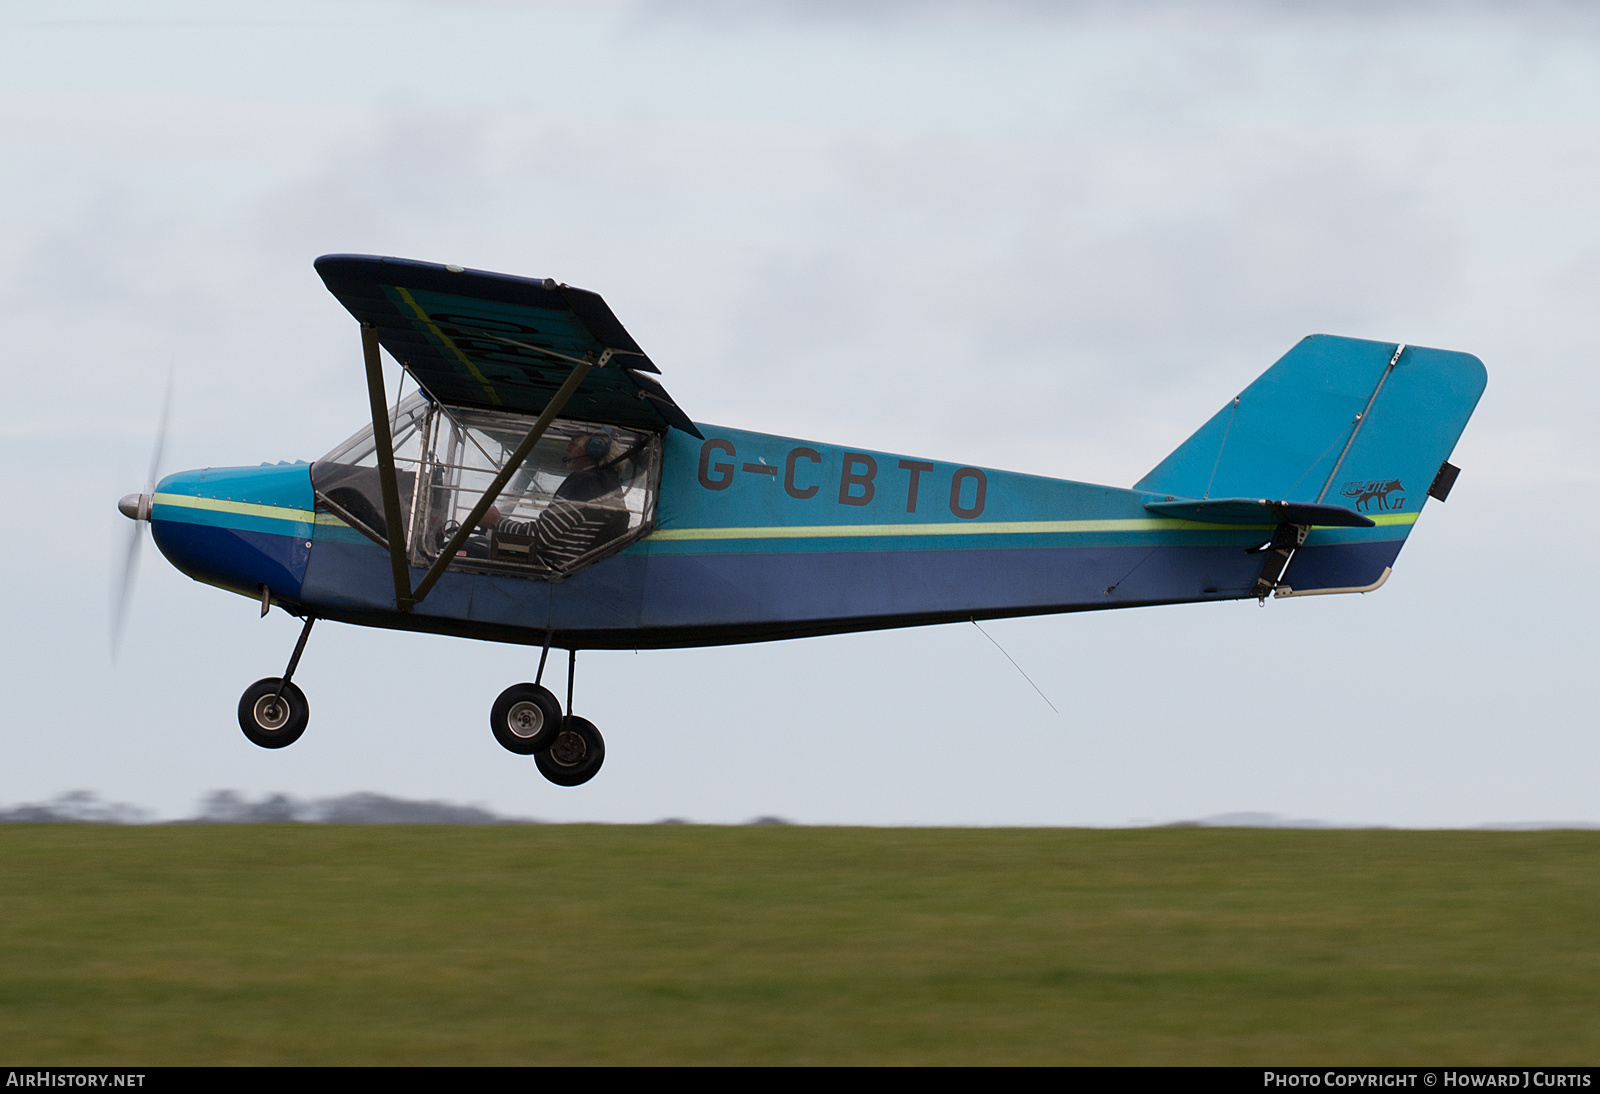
[363,323,417,611]
[406,355,598,608]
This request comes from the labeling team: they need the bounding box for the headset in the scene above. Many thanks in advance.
[582,431,612,461]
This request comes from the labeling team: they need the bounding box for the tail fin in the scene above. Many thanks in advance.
[1137,335,1487,595]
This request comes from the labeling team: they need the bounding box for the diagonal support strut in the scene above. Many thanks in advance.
[407,356,598,607]
[362,323,417,611]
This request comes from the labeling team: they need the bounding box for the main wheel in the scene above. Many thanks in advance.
[535,716,605,787]
[490,683,562,755]
[238,678,309,749]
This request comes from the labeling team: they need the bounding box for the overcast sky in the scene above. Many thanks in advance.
[2,0,1597,824]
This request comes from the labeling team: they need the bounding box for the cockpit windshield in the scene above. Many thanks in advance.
[311,393,660,580]
[319,392,432,468]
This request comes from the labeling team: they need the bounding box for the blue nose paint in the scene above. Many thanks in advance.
[150,464,315,602]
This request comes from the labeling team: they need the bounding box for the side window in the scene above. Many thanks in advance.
[310,393,431,547]
[408,409,660,579]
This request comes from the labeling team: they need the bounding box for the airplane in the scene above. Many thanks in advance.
[116,255,1488,786]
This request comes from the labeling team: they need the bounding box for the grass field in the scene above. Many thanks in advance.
[1,825,1597,1065]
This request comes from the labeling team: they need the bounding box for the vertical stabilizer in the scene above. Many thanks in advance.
[1137,335,1487,595]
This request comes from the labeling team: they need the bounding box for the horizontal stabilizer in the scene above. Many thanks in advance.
[1144,497,1375,528]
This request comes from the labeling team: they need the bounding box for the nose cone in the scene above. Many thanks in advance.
[118,493,152,521]
[148,463,315,602]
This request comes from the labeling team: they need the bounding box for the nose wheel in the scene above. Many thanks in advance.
[238,678,309,748]
[237,615,315,750]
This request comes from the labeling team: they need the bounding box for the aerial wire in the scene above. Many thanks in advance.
[970,618,1058,714]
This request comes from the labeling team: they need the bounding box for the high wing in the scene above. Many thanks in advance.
[314,254,700,438]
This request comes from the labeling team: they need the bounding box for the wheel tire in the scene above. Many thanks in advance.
[238,678,309,749]
[490,683,562,755]
[535,716,605,787]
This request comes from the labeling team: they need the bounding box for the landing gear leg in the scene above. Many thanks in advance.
[238,615,315,749]
[535,648,605,787]
[491,630,563,755]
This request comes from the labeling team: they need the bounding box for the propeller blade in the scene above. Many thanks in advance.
[145,368,173,491]
[113,368,173,662]
[110,519,143,661]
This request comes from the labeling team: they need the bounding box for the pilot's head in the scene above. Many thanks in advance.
[564,431,610,469]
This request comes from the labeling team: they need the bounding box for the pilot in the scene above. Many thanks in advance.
[482,431,629,570]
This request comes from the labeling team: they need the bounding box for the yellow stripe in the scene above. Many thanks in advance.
[647,512,1419,542]
[651,518,1231,542]
[394,285,501,405]
[152,493,315,523]
[151,494,1414,541]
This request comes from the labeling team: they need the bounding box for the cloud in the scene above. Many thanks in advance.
[639,0,1600,32]
[3,3,1598,829]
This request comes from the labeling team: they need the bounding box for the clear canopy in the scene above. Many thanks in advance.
[313,394,659,579]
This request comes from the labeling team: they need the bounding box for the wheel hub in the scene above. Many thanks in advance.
[548,730,586,767]
[505,701,547,738]
[252,695,290,731]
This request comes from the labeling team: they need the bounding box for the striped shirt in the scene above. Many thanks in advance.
[496,468,629,572]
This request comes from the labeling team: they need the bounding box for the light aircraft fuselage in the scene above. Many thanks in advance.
[148,417,1421,651]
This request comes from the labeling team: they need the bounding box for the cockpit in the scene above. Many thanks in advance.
[311,392,661,580]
